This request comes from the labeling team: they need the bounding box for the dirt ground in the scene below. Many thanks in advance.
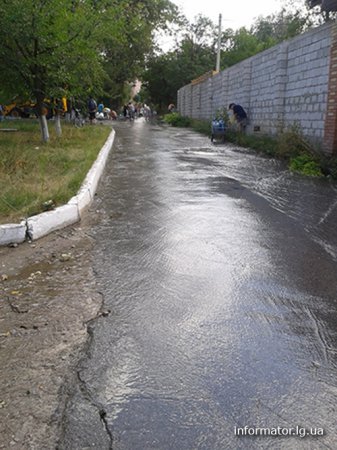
[0,215,102,449]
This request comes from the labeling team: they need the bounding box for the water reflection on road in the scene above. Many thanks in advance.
[62,119,337,449]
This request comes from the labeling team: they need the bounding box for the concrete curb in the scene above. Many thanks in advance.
[0,221,27,246]
[0,128,115,245]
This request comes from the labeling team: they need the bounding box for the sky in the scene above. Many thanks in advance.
[157,0,289,51]
[172,0,285,29]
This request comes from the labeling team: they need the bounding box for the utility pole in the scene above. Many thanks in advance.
[216,13,222,72]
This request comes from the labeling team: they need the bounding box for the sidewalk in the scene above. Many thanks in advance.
[0,128,115,448]
[0,216,103,448]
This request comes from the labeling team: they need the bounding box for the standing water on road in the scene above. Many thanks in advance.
[60,120,337,449]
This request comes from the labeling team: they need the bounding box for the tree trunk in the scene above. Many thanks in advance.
[39,115,50,142]
[55,113,62,137]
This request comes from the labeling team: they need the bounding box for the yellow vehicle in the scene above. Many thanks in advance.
[2,97,67,118]
[3,100,35,118]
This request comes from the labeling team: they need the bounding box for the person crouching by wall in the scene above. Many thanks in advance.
[109,109,117,120]
[228,103,248,132]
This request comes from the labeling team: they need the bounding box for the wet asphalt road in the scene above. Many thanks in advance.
[60,119,337,449]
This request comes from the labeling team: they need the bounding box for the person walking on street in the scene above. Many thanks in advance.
[127,102,135,120]
[143,104,151,121]
[88,97,97,124]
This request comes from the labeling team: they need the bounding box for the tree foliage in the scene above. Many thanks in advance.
[0,1,107,107]
[0,0,177,139]
[100,0,178,106]
[304,0,337,22]
[142,15,217,110]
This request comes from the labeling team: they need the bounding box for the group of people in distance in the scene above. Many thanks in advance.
[122,102,152,121]
[88,97,118,123]
[87,97,154,124]
[86,96,248,131]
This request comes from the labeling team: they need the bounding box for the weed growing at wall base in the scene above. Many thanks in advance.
[225,126,325,177]
[163,113,337,179]
[289,154,323,177]
[225,130,278,157]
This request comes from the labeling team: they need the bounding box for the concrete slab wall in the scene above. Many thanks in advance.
[178,23,336,152]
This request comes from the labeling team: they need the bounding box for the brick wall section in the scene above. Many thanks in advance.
[249,46,281,133]
[178,23,336,155]
[285,25,330,141]
[323,22,337,153]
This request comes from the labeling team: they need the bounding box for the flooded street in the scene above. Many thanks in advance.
[61,120,337,449]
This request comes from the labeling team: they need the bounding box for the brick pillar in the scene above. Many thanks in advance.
[273,42,289,133]
[177,88,181,114]
[221,71,229,112]
[242,60,252,123]
[187,86,191,117]
[323,23,337,155]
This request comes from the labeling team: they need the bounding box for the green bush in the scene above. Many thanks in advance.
[289,154,323,177]
[163,113,191,127]
[225,131,278,156]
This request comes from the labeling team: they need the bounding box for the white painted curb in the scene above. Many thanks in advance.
[0,221,27,246]
[0,128,115,245]
[27,203,80,241]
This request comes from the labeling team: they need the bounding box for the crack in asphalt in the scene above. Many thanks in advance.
[57,290,113,449]
[99,409,114,450]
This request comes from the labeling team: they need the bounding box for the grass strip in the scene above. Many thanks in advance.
[0,120,111,224]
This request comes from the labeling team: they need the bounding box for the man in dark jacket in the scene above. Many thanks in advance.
[229,103,248,132]
[88,97,97,124]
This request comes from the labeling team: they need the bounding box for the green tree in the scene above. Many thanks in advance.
[142,15,217,110]
[0,0,177,140]
[222,6,309,68]
[101,0,178,107]
[252,8,308,44]
[0,0,114,140]
[221,28,264,68]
